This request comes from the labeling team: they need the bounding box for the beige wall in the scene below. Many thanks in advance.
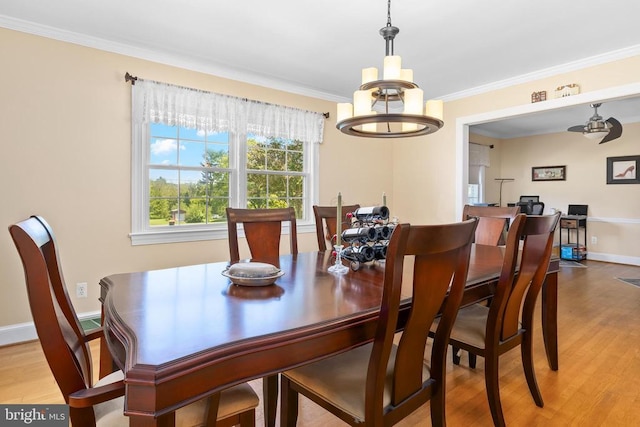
[392,56,640,226]
[1,26,639,334]
[0,28,392,328]
[492,122,640,260]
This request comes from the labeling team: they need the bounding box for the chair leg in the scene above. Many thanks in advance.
[280,375,299,427]
[452,346,461,365]
[238,409,255,427]
[484,353,506,427]
[263,374,278,427]
[469,352,477,369]
[429,385,446,427]
[521,334,544,407]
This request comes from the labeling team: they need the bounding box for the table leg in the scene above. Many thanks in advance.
[264,374,278,427]
[541,271,559,371]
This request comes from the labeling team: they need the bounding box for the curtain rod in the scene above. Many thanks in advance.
[469,141,494,149]
[124,72,330,119]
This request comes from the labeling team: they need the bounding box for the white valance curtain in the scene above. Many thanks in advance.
[132,79,325,143]
[469,143,491,185]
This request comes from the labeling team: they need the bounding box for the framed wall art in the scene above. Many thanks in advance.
[532,165,566,181]
[607,155,640,184]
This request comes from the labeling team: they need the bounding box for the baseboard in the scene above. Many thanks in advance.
[587,252,640,266]
[0,310,101,347]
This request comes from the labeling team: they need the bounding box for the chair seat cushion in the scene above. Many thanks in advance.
[94,370,258,426]
[283,343,429,423]
[432,303,490,350]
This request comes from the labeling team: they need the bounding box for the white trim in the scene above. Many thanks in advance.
[587,252,640,266]
[2,14,639,104]
[0,310,101,347]
[131,222,316,246]
[441,45,640,102]
[455,82,640,219]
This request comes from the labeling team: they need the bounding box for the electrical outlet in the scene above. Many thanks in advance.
[76,282,88,298]
[591,236,597,244]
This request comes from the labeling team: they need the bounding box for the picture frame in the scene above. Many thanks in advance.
[607,155,640,184]
[532,165,566,181]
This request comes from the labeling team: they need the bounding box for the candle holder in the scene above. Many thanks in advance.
[328,245,349,274]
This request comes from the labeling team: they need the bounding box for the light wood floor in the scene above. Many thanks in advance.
[2,260,640,426]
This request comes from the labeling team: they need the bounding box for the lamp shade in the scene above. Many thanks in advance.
[383,55,402,80]
[425,100,444,121]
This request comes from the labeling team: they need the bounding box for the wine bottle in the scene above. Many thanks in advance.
[341,227,377,243]
[374,225,392,240]
[372,244,387,260]
[353,206,389,220]
[342,245,375,262]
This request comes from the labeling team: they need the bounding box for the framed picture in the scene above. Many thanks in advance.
[607,155,640,184]
[532,165,566,181]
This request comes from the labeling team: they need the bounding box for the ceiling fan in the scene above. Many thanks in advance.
[567,103,623,143]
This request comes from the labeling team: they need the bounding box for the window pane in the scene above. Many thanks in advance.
[288,151,303,172]
[247,140,266,170]
[150,123,178,139]
[247,173,267,198]
[180,141,206,167]
[269,175,287,199]
[149,169,179,226]
[150,137,179,166]
[204,145,230,168]
[179,127,206,141]
[289,176,304,197]
[183,198,207,224]
[267,149,286,171]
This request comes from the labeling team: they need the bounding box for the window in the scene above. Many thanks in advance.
[131,80,324,245]
[468,143,490,205]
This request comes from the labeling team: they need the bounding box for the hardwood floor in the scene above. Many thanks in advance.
[2,260,639,426]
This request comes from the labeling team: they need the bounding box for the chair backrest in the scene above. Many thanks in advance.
[489,212,561,344]
[463,204,520,246]
[519,195,540,203]
[312,204,360,251]
[226,207,298,264]
[568,204,588,216]
[365,218,478,421]
[9,216,97,419]
[530,202,545,215]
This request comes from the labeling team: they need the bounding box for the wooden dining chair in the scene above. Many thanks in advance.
[225,206,299,426]
[226,207,298,265]
[435,212,560,427]
[312,204,360,251]
[463,204,521,246]
[280,218,478,427]
[9,216,259,427]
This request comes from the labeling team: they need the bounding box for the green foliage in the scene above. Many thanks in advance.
[148,134,306,226]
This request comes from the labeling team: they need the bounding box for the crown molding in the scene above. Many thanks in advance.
[440,45,640,102]
[0,14,345,103]
[2,14,638,104]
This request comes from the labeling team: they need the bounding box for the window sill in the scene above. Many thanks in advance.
[130,222,316,245]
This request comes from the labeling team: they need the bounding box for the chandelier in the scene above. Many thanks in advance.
[336,0,444,138]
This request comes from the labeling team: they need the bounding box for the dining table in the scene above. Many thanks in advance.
[100,245,559,427]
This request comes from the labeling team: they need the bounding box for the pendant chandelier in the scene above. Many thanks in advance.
[336,0,444,138]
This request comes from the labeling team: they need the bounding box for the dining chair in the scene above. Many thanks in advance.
[225,206,299,426]
[279,218,478,427]
[226,207,298,265]
[434,212,560,427]
[312,204,360,251]
[9,216,259,427]
[463,204,520,246]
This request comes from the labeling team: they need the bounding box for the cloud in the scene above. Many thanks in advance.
[151,138,185,155]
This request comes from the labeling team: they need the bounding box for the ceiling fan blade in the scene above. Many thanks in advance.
[599,117,623,144]
[567,125,586,132]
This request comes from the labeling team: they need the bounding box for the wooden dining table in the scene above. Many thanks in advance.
[100,245,559,427]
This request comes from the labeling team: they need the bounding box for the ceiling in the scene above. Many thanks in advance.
[2,0,640,138]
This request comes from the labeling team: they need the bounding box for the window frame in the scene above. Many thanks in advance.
[130,121,319,246]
